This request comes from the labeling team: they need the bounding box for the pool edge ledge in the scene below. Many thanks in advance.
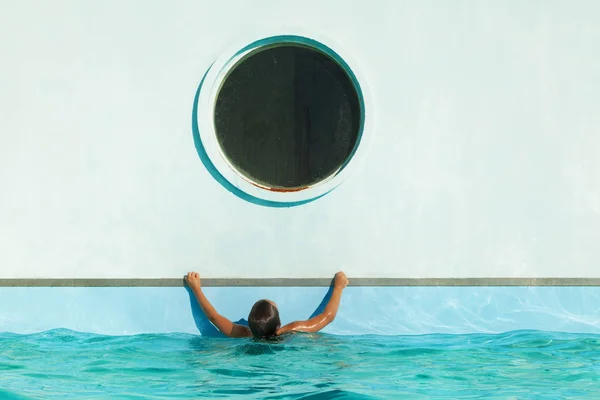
[1,277,600,287]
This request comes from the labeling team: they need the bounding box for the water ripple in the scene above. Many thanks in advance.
[0,329,599,398]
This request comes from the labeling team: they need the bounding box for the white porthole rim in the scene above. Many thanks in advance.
[196,31,372,203]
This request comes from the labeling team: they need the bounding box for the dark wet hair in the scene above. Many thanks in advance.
[248,300,281,339]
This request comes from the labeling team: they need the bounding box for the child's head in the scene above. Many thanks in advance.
[248,299,280,338]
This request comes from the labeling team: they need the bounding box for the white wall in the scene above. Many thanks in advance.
[1,1,599,279]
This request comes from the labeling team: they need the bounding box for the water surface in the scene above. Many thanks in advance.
[1,329,599,398]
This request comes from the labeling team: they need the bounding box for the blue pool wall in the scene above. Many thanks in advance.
[2,286,599,336]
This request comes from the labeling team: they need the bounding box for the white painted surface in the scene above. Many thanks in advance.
[1,1,599,279]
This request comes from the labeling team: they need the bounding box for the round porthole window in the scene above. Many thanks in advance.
[195,33,369,206]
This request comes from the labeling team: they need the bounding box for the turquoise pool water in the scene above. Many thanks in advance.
[1,329,599,399]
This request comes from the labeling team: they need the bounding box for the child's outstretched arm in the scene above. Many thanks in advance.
[185,272,252,338]
[278,271,349,335]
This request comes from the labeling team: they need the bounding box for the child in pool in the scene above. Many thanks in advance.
[185,271,349,339]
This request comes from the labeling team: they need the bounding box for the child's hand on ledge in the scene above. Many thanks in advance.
[334,271,349,290]
[185,271,202,292]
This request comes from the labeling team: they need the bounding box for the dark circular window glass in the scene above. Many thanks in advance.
[214,44,361,190]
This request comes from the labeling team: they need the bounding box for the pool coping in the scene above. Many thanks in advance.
[1,278,600,287]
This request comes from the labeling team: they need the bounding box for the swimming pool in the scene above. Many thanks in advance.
[1,329,598,399]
